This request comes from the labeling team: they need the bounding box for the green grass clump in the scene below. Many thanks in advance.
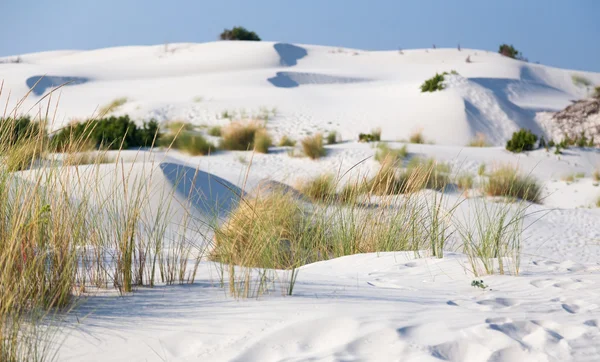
[278,135,296,147]
[253,129,272,154]
[208,126,222,137]
[593,170,600,182]
[572,74,592,87]
[420,73,447,92]
[456,172,474,190]
[358,128,381,142]
[375,143,407,165]
[506,129,538,153]
[484,165,541,203]
[220,121,271,153]
[301,134,326,159]
[160,122,215,155]
[326,131,338,145]
[297,174,337,202]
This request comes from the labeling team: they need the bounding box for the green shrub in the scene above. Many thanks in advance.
[208,126,222,137]
[505,129,538,153]
[485,166,541,203]
[498,44,522,60]
[219,26,261,41]
[301,134,326,159]
[358,128,381,142]
[51,115,159,151]
[0,116,46,147]
[326,131,338,145]
[420,73,447,92]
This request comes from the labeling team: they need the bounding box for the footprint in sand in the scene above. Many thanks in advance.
[530,278,591,290]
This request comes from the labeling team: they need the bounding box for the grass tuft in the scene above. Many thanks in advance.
[301,134,326,159]
[484,165,541,203]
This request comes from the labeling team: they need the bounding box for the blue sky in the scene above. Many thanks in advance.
[1,0,598,71]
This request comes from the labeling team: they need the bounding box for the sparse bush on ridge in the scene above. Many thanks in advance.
[358,128,381,142]
[498,44,523,60]
[420,73,447,92]
[301,133,326,159]
[572,74,592,87]
[484,165,541,203]
[505,128,538,153]
[219,26,261,41]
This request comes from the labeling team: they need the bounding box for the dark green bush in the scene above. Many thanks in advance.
[505,129,538,153]
[420,73,447,93]
[52,115,161,151]
[498,44,523,60]
[219,26,261,41]
[0,116,46,147]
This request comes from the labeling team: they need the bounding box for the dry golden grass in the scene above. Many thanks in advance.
[301,133,326,159]
[467,133,490,147]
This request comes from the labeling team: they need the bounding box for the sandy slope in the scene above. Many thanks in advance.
[2,42,600,145]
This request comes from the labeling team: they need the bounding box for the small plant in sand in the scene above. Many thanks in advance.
[572,74,592,88]
[375,143,407,165]
[301,133,326,159]
[208,126,222,137]
[477,164,486,177]
[160,122,215,155]
[326,131,339,145]
[562,174,576,184]
[297,174,337,202]
[220,121,272,153]
[505,129,538,153]
[420,73,447,92]
[471,280,488,290]
[278,135,296,147]
[468,133,490,147]
[358,128,381,142]
[409,130,426,144]
[456,172,475,190]
[484,165,541,203]
[593,170,600,183]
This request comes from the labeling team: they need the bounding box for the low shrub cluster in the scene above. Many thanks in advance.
[420,72,448,92]
[505,129,538,153]
[358,128,381,142]
[52,115,160,151]
[219,26,261,41]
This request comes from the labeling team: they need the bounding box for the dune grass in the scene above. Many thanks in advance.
[467,133,490,147]
[297,174,337,202]
[409,130,425,144]
[278,135,296,147]
[98,97,127,116]
[161,123,215,156]
[456,172,475,190]
[220,121,271,153]
[593,170,600,183]
[301,133,326,159]
[208,126,222,137]
[326,131,338,145]
[484,165,541,203]
[374,143,407,165]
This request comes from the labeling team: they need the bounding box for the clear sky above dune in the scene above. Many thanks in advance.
[1,0,598,72]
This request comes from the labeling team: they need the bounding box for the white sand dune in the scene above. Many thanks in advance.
[2,41,600,361]
[2,42,599,145]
